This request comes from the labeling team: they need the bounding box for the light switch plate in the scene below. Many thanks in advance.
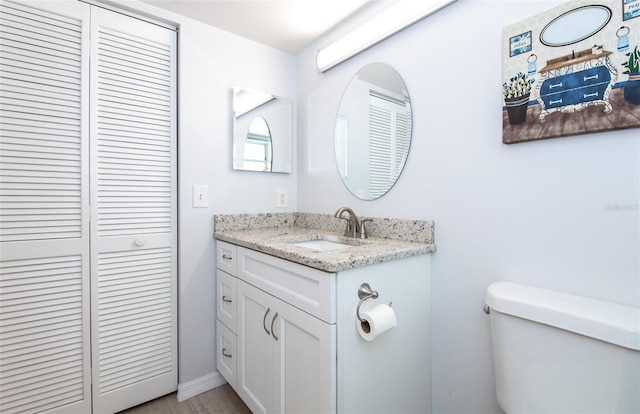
[193,185,208,208]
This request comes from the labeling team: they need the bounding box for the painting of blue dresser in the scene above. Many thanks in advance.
[501,0,640,144]
[536,49,618,121]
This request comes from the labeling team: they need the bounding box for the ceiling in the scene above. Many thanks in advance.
[140,0,390,54]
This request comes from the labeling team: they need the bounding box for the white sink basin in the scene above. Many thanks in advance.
[292,240,353,251]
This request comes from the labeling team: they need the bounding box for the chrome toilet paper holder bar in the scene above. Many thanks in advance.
[357,283,379,322]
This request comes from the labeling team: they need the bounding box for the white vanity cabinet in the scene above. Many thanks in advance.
[215,240,336,412]
[235,245,337,414]
[216,240,431,414]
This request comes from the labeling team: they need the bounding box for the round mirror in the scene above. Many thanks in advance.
[335,63,412,200]
[241,116,272,172]
[540,5,611,47]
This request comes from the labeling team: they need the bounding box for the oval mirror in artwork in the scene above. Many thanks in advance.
[334,63,412,200]
[233,87,292,173]
[540,5,611,47]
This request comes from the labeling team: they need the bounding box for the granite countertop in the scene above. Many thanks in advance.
[213,213,436,273]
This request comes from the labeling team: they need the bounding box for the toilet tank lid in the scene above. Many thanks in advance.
[486,282,640,351]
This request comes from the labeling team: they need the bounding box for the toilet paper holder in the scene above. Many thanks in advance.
[357,283,391,322]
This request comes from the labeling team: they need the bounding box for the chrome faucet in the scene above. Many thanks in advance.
[335,207,359,238]
[334,207,372,238]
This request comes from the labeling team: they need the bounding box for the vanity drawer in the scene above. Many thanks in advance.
[237,246,336,324]
[217,240,237,275]
[217,269,237,332]
[216,319,237,391]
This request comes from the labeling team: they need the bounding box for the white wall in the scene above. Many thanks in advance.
[116,1,298,385]
[297,0,640,412]
[177,19,297,384]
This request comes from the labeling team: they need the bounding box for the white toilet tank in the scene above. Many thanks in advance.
[485,282,640,413]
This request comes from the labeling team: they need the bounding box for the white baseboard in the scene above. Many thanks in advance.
[177,371,227,402]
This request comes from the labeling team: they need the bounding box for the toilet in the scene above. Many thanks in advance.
[485,282,640,413]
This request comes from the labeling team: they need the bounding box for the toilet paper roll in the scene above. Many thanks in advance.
[356,303,397,341]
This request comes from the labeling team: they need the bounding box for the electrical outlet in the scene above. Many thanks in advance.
[193,185,208,208]
[276,189,287,208]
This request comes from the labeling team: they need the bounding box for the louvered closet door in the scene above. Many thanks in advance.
[368,94,411,198]
[89,7,177,414]
[0,1,92,413]
[369,98,393,198]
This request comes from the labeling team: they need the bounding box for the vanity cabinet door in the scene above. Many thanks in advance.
[237,280,276,414]
[273,292,336,414]
[237,280,336,414]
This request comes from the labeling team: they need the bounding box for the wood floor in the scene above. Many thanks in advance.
[119,384,252,414]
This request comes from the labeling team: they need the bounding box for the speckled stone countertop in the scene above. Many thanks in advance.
[213,213,436,272]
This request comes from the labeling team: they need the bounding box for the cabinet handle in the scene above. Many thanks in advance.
[263,308,271,335]
[549,82,563,89]
[222,295,232,303]
[222,254,232,261]
[271,312,279,341]
[222,348,232,358]
[550,98,563,105]
[584,74,598,81]
[584,92,599,98]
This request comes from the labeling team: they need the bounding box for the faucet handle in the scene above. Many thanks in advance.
[358,218,373,239]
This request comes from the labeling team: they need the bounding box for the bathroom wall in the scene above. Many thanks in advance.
[113,0,298,386]
[176,17,297,386]
[297,0,640,412]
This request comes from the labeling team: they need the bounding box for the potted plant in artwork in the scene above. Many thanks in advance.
[622,45,640,105]
[503,72,534,125]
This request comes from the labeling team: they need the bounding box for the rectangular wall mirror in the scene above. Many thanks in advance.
[233,87,292,173]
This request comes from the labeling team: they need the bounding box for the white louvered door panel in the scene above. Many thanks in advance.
[0,1,91,413]
[368,94,411,198]
[394,110,410,180]
[368,103,393,198]
[89,7,177,414]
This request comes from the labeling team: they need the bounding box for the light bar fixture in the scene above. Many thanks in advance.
[316,0,457,73]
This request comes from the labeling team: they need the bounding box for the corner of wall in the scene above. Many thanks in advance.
[177,371,227,402]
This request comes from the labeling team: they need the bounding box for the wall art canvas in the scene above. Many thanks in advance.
[502,0,640,143]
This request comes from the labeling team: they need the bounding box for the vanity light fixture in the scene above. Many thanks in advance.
[316,0,457,73]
